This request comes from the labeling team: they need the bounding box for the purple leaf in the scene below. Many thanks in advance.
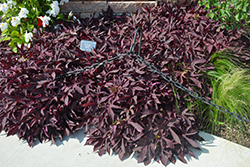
[188,150,196,158]
[64,128,70,137]
[141,109,154,118]
[64,95,69,106]
[183,135,200,148]
[169,128,181,144]
[132,132,144,141]
[7,126,19,136]
[110,104,122,109]
[207,45,213,54]
[107,106,115,121]
[138,146,147,163]
[128,121,143,133]
[177,153,187,164]
[81,102,95,107]
[74,85,84,94]
[190,77,202,89]
[160,152,168,166]
[99,96,110,103]
[133,86,144,91]
[162,137,174,149]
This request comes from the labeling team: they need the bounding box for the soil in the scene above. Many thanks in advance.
[206,124,250,148]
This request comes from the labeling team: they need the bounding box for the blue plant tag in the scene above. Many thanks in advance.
[80,40,97,52]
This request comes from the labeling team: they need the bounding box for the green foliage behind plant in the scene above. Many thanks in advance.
[198,0,250,35]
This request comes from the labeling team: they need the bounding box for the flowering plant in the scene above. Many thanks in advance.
[0,0,69,52]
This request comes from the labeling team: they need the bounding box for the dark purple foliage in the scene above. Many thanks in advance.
[0,0,248,166]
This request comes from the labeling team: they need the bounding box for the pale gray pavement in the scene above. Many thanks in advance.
[0,130,249,167]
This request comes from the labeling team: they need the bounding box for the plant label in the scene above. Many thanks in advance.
[80,40,96,52]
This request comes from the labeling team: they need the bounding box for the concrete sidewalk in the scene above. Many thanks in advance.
[0,130,249,167]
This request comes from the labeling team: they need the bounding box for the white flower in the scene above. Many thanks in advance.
[0,22,8,31]
[59,0,69,5]
[38,16,51,27]
[11,17,21,27]
[0,3,9,13]
[46,9,51,15]
[19,8,29,18]
[47,1,60,17]
[52,1,59,6]
[73,16,81,24]
[7,0,16,8]
[18,43,31,48]
[24,31,33,42]
[68,11,73,17]
[51,1,60,17]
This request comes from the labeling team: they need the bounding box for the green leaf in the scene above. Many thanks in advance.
[57,14,65,20]
[204,4,210,10]
[208,13,215,20]
[1,29,9,35]
[235,13,240,21]
[236,1,243,10]
[0,36,11,42]
[11,46,17,53]
[220,9,225,16]
[27,24,34,31]
[18,3,26,8]
[225,10,231,17]
[4,12,16,18]
[11,31,20,38]
[218,121,224,125]
[242,2,248,12]
[11,37,21,44]
[214,1,220,7]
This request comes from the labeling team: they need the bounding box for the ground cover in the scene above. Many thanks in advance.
[0,0,250,166]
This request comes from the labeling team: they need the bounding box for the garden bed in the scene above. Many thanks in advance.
[0,0,250,166]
